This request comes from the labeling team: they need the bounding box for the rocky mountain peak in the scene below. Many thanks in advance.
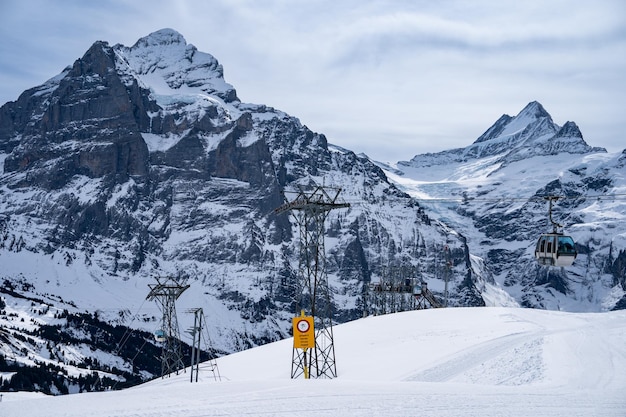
[516,100,551,121]
[114,28,238,103]
[402,101,603,168]
[473,101,555,146]
[77,40,116,73]
[555,121,582,139]
[473,114,513,144]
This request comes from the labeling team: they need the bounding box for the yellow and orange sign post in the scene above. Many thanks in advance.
[292,310,315,378]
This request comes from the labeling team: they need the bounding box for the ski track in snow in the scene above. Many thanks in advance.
[404,330,543,384]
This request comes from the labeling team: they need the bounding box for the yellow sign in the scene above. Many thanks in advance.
[292,313,314,349]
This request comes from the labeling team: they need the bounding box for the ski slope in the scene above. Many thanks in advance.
[2,307,625,416]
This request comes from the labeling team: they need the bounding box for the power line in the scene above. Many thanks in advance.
[341,192,626,206]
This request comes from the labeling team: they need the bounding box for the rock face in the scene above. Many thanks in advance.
[3,42,150,187]
[0,29,482,391]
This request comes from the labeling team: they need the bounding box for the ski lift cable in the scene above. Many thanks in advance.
[110,337,150,391]
[339,192,626,205]
[201,312,220,360]
[94,297,151,391]
[413,192,626,204]
[113,298,148,357]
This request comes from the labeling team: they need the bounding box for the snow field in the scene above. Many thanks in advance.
[2,307,625,417]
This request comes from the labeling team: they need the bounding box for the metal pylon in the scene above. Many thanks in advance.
[147,277,190,378]
[275,184,350,379]
[186,308,221,382]
[188,308,203,383]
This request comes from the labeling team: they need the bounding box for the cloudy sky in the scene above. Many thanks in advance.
[1,0,624,162]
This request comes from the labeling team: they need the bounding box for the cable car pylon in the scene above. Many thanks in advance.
[275,183,350,379]
[146,277,190,378]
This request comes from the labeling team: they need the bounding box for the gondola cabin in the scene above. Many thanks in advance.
[534,233,577,267]
[154,329,166,343]
[412,283,422,296]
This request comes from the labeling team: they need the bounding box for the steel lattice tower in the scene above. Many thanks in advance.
[186,308,221,383]
[147,277,190,378]
[275,184,350,379]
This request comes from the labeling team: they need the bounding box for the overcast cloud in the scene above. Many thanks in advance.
[1,0,624,162]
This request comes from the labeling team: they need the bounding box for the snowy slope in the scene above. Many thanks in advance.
[2,307,625,417]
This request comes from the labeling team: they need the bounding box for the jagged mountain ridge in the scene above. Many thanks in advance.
[0,29,486,393]
[403,101,606,169]
[388,101,626,311]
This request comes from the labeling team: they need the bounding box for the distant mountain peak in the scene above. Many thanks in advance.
[463,100,605,160]
[517,100,551,120]
[473,114,513,144]
[474,101,553,145]
[401,101,605,168]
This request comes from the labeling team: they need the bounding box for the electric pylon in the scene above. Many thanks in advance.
[275,183,350,379]
[146,277,190,378]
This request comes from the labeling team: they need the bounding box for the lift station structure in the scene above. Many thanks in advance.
[275,184,350,379]
[368,244,451,314]
[370,277,443,313]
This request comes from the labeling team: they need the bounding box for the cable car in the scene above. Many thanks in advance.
[154,329,166,343]
[534,233,576,267]
[534,196,577,267]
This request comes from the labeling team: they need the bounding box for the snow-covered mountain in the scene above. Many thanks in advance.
[0,29,482,392]
[385,101,626,312]
[1,29,623,396]
[402,101,605,168]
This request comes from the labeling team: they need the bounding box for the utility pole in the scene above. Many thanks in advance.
[275,184,350,379]
[147,277,190,378]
